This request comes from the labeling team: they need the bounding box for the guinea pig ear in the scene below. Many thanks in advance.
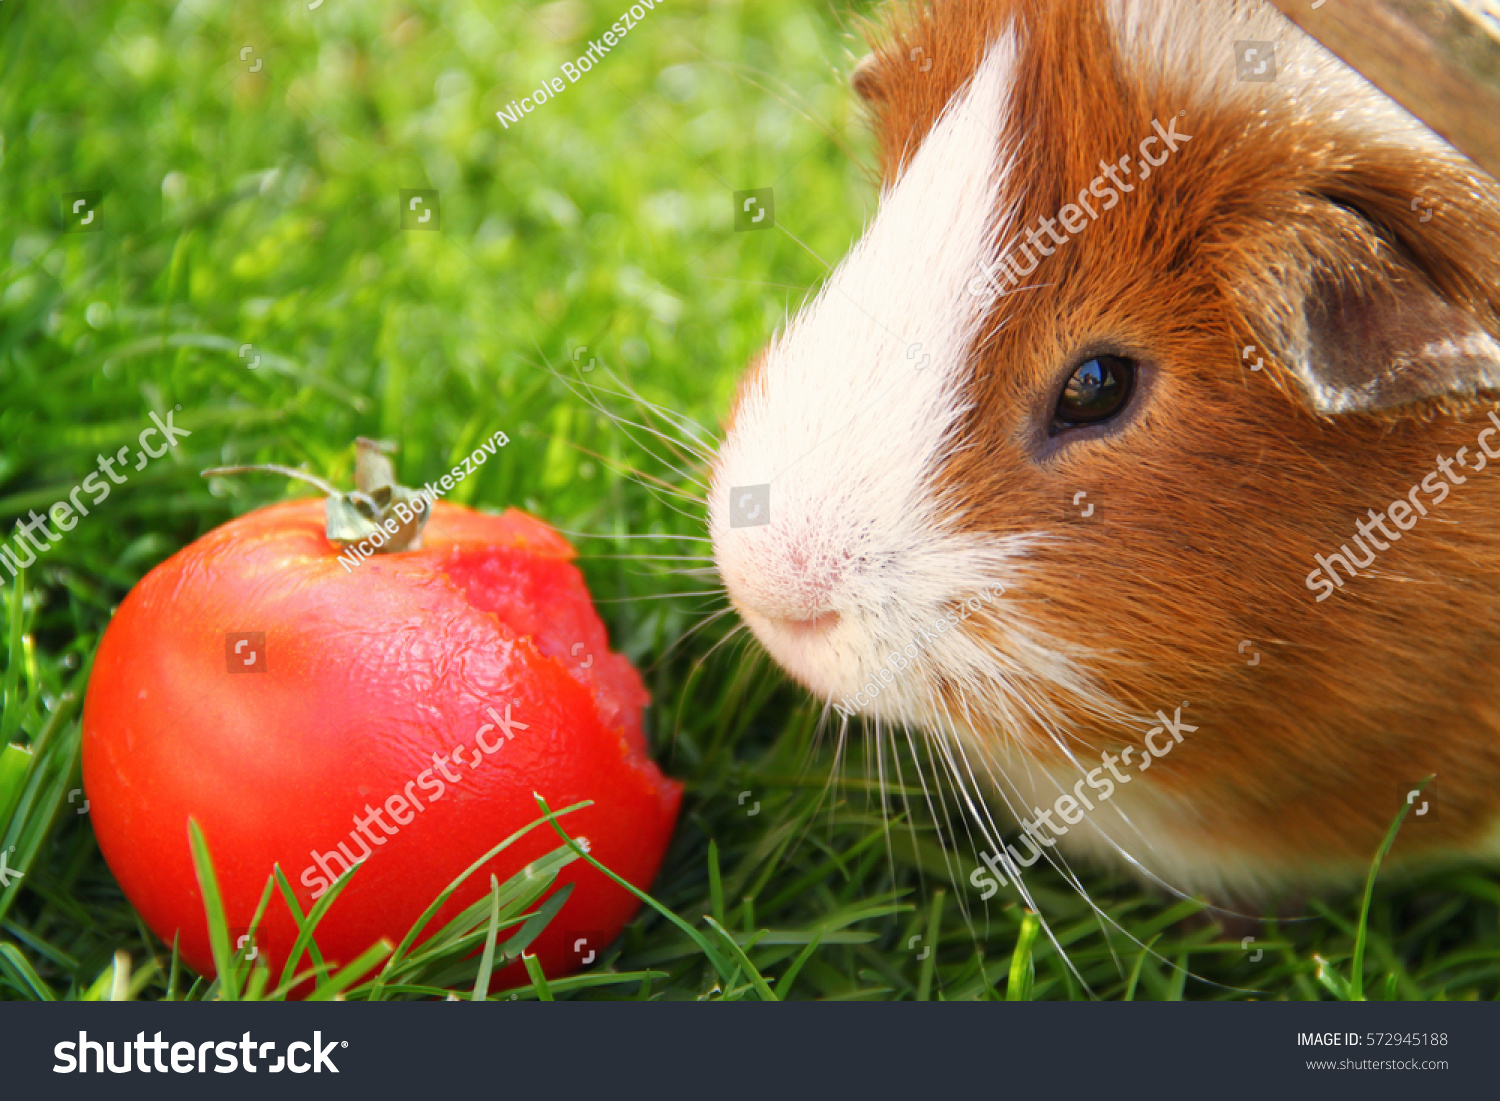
[1289,243,1500,417]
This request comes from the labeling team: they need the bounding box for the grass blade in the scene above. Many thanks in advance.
[703,916,777,1001]
[472,876,502,1002]
[917,888,944,1002]
[0,743,32,831]
[305,939,393,1001]
[708,839,724,926]
[0,939,56,999]
[498,881,574,962]
[1007,909,1040,1001]
[521,951,553,1001]
[534,794,735,981]
[2,563,25,744]
[368,800,592,999]
[773,929,823,999]
[234,872,277,980]
[186,818,235,1000]
[272,863,340,991]
[1350,776,1431,1000]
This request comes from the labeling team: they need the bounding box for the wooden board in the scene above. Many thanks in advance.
[1268,0,1500,179]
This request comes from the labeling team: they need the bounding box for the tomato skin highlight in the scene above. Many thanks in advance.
[81,498,681,987]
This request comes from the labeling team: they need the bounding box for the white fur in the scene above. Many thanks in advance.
[711,33,1052,728]
[1104,0,1460,158]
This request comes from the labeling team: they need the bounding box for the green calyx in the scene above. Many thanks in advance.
[202,437,433,553]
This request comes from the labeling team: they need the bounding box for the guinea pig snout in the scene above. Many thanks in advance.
[719,536,847,628]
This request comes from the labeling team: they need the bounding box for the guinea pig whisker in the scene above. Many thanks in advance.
[936,693,1255,991]
[515,426,706,512]
[873,718,906,894]
[942,761,1088,988]
[870,716,943,919]
[532,350,715,489]
[597,460,705,506]
[680,43,866,168]
[924,689,1108,991]
[696,615,757,670]
[527,332,717,455]
[775,222,835,275]
[900,718,982,946]
[601,409,714,484]
[618,464,704,500]
[572,553,715,562]
[592,589,727,603]
[662,623,755,759]
[564,363,718,466]
[705,276,814,293]
[605,386,720,460]
[608,562,725,582]
[629,487,710,528]
[618,563,722,581]
[644,605,738,674]
[1008,690,1267,928]
[553,528,713,544]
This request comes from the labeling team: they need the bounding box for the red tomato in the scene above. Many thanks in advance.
[81,498,681,990]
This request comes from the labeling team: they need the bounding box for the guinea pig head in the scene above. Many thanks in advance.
[709,0,1500,894]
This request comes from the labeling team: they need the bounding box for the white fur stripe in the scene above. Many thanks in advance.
[711,34,1026,709]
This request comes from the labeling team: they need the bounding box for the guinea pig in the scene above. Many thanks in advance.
[708,0,1500,902]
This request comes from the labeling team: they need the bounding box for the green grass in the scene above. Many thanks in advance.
[3,0,1500,1002]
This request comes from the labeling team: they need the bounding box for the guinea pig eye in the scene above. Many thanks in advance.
[1052,354,1137,429]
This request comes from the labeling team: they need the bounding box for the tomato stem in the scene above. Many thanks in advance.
[201,464,345,498]
[200,440,434,554]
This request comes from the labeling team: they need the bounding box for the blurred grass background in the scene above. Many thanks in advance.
[3,0,1500,1000]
